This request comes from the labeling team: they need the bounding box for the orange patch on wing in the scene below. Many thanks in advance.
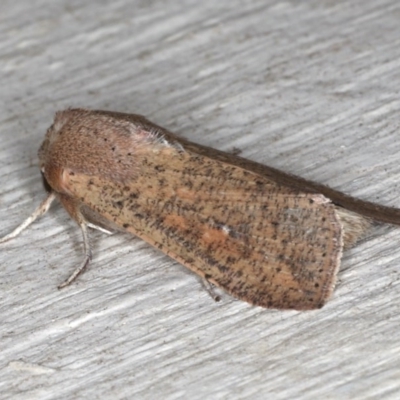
[201,227,229,245]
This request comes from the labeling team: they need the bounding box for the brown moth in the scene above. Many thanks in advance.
[2,109,400,310]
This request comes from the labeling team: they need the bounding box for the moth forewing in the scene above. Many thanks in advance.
[60,139,344,310]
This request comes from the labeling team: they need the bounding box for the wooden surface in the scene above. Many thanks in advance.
[1,1,400,399]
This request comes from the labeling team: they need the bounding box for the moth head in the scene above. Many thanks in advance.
[38,110,84,193]
[38,110,74,167]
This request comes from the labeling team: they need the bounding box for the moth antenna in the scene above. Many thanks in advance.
[58,221,92,289]
[0,192,56,243]
[87,222,114,235]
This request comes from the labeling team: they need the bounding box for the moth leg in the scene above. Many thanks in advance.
[58,220,92,289]
[201,278,221,302]
[0,192,56,243]
[87,222,114,235]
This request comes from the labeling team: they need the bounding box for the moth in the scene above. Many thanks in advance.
[2,109,400,310]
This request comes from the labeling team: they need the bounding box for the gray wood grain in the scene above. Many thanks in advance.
[1,1,400,399]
